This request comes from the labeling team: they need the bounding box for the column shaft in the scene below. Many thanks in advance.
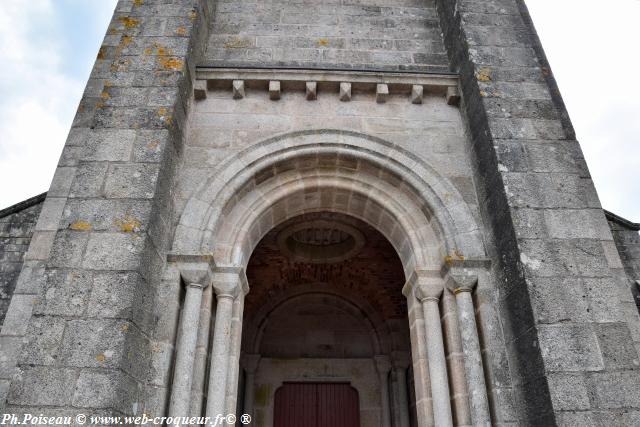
[442,291,471,426]
[189,285,213,416]
[169,284,204,420]
[456,290,491,426]
[243,372,255,417]
[395,366,410,427]
[421,298,454,427]
[225,293,246,416]
[380,371,392,427]
[206,294,235,420]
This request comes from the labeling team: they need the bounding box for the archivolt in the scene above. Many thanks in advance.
[174,130,484,274]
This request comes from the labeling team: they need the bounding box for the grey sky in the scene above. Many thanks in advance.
[0,0,638,221]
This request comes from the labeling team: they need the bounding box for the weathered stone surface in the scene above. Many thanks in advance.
[0,0,638,423]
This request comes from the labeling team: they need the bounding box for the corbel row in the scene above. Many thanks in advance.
[193,67,461,105]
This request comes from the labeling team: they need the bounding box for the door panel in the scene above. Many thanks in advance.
[274,382,360,427]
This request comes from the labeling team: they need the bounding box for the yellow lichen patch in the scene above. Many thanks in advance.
[100,91,110,99]
[157,107,173,126]
[118,16,140,29]
[96,354,106,362]
[444,250,465,266]
[97,46,107,60]
[96,100,105,109]
[114,215,142,233]
[318,38,329,47]
[69,221,92,231]
[476,67,491,82]
[175,26,187,36]
[158,57,183,71]
[144,47,153,55]
[147,140,160,150]
[121,35,133,47]
[104,81,113,88]
[121,324,129,332]
[479,90,488,97]
[189,10,197,21]
[133,0,144,6]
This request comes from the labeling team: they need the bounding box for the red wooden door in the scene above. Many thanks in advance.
[274,382,360,427]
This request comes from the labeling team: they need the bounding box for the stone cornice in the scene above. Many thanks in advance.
[194,67,460,104]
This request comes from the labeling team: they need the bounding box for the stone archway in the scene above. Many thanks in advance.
[166,130,492,427]
[239,212,412,427]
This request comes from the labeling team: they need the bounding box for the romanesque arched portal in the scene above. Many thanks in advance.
[165,130,493,427]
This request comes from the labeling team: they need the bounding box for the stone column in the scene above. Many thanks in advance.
[190,284,213,416]
[415,276,454,427]
[447,270,491,426]
[392,351,411,427]
[169,268,210,421]
[441,290,471,426]
[375,355,392,427]
[241,354,261,417]
[206,268,244,423]
[226,291,247,417]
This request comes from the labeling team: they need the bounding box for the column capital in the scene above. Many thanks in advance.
[391,351,411,370]
[445,269,478,294]
[401,268,442,299]
[374,355,392,374]
[211,266,248,298]
[240,353,261,374]
[180,264,212,289]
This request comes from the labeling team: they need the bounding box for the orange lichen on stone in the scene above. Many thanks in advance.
[69,221,92,231]
[158,57,183,71]
[115,216,142,233]
[97,46,107,60]
[121,35,133,47]
[100,91,110,99]
[444,250,465,266]
[175,26,187,36]
[157,107,173,125]
[133,0,144,6]
[476,67,491,82]
[118,16,140,29]
[96,354,106,362]
[318,38,329,47]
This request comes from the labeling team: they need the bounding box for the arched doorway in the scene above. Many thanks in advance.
[240,212,415,427]
[165,131,493,427]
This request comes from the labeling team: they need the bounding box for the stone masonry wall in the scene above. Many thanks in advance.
[0,0,215,416]
[607,215,640,309]
[436,0,640,424]
[0,195,44,327]
[203,0,449,72]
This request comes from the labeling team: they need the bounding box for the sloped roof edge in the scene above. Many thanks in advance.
[604,209,640,231]
[0,192,47,219]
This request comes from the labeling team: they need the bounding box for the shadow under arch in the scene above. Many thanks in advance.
[174,129,485,274]
[242,284,399,357]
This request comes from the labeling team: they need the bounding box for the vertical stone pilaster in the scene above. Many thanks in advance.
[436,0,640,422]
[1,0,215,415]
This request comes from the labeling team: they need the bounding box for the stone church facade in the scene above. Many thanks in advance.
[1,0,640,425]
